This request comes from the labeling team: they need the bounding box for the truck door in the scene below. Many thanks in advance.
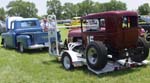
[122,16,139,48]
[5,21,16,48]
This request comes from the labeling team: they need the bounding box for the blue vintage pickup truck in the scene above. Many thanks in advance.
[1,17,48,52]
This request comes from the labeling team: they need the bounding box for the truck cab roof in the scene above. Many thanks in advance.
[6,17,41,31]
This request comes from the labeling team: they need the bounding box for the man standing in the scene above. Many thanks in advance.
[41,17,49,32]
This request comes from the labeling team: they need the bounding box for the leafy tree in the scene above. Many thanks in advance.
[78,0,95,16]
[138,3,150,15]
[0,7,5,21]
[7,0,38,17]
[62,3,80,19]
[93,2,105,13]
[46,0,127,19]
[103,0,127,11]
[47,0,62,19]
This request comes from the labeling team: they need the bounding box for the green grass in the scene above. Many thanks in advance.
[0,28,150,83]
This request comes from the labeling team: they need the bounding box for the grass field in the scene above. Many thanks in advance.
[0,28,150,83]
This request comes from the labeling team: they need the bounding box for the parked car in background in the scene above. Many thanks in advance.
[0,20,6,34]
[138,16,150,32]
[138,16,150,42]
[1,16,48,52]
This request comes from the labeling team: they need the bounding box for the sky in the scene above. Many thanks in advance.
[0,0,150,16]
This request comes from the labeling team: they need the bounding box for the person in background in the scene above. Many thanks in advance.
[40,17,49,32]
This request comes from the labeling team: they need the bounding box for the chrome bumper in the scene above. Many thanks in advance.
[28,44,48,49]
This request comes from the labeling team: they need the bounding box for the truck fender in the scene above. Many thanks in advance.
[16,35,31,48]
[61,50,83,62]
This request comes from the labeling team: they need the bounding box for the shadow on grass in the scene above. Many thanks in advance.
[0,46,49,54]
[24,48,48,54]
[42,58,60,65]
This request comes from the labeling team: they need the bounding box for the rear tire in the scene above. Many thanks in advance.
[131,37,149,62]
[61,52,74,70]
[86,41,107,71]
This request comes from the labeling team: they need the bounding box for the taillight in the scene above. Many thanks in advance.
[140,28,145,37]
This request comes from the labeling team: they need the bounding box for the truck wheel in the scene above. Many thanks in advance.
[61,52,74,70]
[3,40,7,48]
[145,33,150,42]
[86,41,107,71]
[131,37,149,62]
[18,43,24,53]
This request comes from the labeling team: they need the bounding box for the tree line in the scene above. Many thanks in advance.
[0,0,150,20]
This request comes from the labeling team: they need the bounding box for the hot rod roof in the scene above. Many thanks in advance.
[81,11,138,19]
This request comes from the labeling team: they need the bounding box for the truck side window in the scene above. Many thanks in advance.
[86,19,99,31]
[99,19,105,27]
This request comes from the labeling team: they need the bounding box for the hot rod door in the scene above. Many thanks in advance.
[122,16,139,48]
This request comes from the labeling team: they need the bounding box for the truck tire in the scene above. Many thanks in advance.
[145,33,150,42]
[18,43,25,53]
[61,52,74,70]
[3,40,7,48]
[131,37,149,62]
[86,41,107,71]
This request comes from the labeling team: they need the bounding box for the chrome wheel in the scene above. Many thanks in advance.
[3,41,7,48]
[87,47,98,65]
[19,44,24,53]
[63,55,71,70]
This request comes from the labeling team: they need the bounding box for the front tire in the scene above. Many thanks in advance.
[86,41,107,71]
[18,43,25,53]
[61,52,74,70]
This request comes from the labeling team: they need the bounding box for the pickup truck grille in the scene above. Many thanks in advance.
[31,32,48,44]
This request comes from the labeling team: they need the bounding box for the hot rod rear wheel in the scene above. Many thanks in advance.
[131,37,149,62]
[61,52,74,70]
[86,41,107,71]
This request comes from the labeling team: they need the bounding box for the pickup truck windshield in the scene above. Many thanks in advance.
[20,21,37,28]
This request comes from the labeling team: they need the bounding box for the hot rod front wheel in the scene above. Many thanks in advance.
[130,37,149,62]
[61,52,74,70]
